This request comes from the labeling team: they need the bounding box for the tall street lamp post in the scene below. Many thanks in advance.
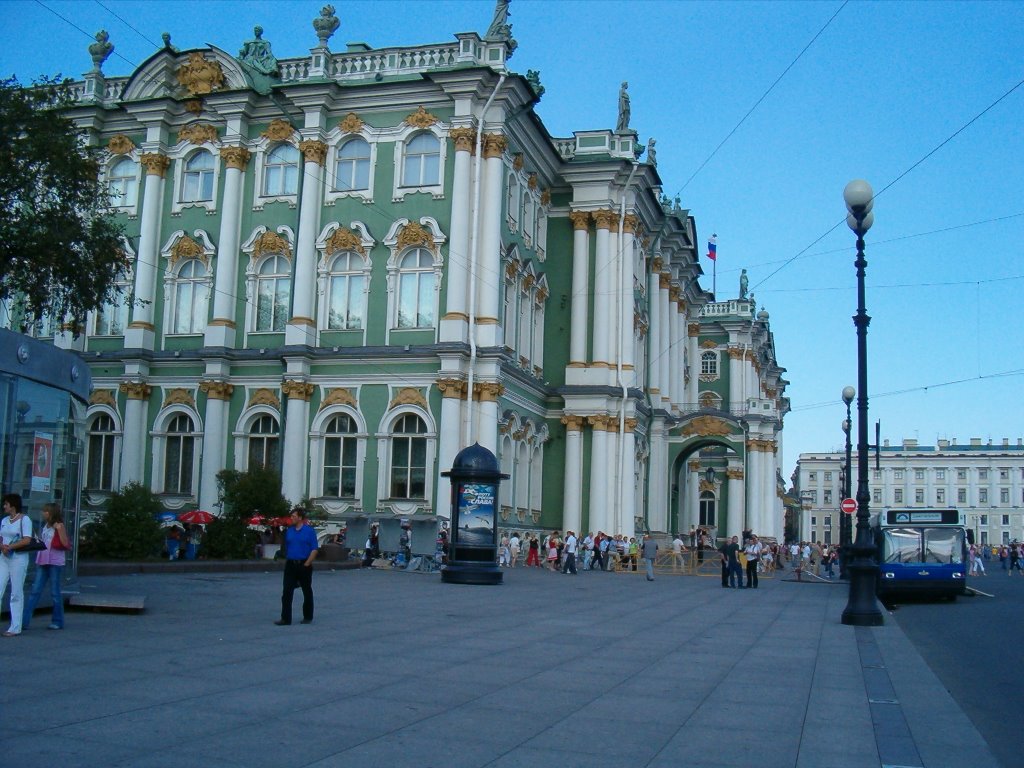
[839,386,854,580]
[840,180,884,626]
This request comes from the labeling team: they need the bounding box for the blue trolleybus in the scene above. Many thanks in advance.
[872,508,967,600]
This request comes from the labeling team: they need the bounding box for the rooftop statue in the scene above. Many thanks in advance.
[239,25,279,76]
[646,138,657,166]
[161,32,179,53]
[313,5,340,48]
[616,81,630,132]
[525,69,545,99]
[485,0,512,41]
[89,29,113,72]
[739,268,748,300]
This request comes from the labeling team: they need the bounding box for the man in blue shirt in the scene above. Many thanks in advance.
[275,507,319,625]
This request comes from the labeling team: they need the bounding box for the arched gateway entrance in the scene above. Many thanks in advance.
[666,414,747,543]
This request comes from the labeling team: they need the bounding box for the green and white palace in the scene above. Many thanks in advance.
[12,3,789,547]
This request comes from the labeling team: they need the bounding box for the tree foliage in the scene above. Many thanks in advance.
[87,482,164,560]
[0,76,127,328]
[206,467,289,559]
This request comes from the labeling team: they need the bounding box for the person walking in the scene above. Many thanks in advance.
[562,531,578,574]
[1008,542,1022,575]
[275,507,319,626]
[590,533,605,571]
[642,533,658,581]
[1,494,33,636]
[23,502,71,631]
[671,533,687,572]
[526,535,541,567]
[722,535,743,588]
[969,544,986,576]
[744,534,763,588]
[509,531,521,567]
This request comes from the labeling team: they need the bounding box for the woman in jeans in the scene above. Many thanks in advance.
[23,503,71,630]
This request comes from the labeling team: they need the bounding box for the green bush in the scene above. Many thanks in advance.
[89,482,164,559]
[207,467,289,559]
[202,516,258,559]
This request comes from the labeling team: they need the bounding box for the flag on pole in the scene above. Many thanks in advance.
[707,234,717,261]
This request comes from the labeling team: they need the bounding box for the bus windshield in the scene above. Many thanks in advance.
[883,528,920,564]
[923,528,964,564]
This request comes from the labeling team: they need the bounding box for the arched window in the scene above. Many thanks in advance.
[108,157,138,207]
[335,138,370,191]
[322,414,358,498]
[700,351,718,377]
[327,252,365,330]
[171,259,209,334]
[87,413,117,490]
[255,255,291,332]
[164,414,195,494]
[390,414,427,499]
[699,490,716,527]
[247,415,279,470]
[396,248,434,328]
[93,272,131,336]
[181,150,215,202]
[402,133,440,187]
[262,143,299,196]
[506,175,519,230]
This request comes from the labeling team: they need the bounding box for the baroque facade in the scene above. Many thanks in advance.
[11,4,789,545]
[796,438,1024,546]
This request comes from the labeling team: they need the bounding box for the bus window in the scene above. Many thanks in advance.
[883,528,921,564]
[923,528,964,564]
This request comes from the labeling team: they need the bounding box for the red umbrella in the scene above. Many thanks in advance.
[179,510,215,525]
[246,514,266,526]
[270,516,293,526]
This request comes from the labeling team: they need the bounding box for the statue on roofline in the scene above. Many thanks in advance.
[313,5,340,48]
[647,138,657,166]
[739,269,748,300]
[485,0,512,41]
[239,25,279,76]
[89,30,113,72]
[616,81,630,132]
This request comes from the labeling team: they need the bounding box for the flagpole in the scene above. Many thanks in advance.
[713,257,717,297]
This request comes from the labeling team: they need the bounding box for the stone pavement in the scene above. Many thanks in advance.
[3,563,1002,768]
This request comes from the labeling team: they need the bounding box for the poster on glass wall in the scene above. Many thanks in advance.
[32,432,53,492]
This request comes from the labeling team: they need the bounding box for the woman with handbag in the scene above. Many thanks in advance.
[1,493,34,636]
[23,502,71,631]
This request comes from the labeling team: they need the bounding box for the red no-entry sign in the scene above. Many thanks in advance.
[840,498,857,514]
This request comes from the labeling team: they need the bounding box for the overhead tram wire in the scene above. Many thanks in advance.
[92,0,166,50]
[754,73,1024,292]
[791,368,1024,413]
[673,1,848,198]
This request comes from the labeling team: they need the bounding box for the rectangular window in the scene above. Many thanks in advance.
[936,469,945,481]
[936,488,945,505]
[87,432,115,490]
[957,469,967,481]
[980,514,988,525]
[1000,488,1009,504]
[894,488,904,503]
[979,488,988,504]
[872,488,881,503]
[958,488,967,504]
[915,488,924,504]
[1002,515,1010,526]
[873,470,881,480]
[823,490,832,505]
[825,515,832,527]
[811,516,817,526]
[808,472,817,482]
[999,469,1009,481]
[824,471,832,482]
[979,468,988,480]
[894,469,904,480]
[915,469,925,480]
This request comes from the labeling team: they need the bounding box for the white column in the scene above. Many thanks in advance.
[746,442,762,537]
[476,383,501,454]
[588,417,609,534]
[620,223,637,372]
[686,324,699,406]
[647,267,662,401]
[569,212,591,366]
[206,147,250,348]
[659,273,671,405]
[441,129,474,342]
[125,154,169,350]
[647,419,668,532]
[688,460,701,533]
[673,303,686,405]
[591,211,615,367]
[762,444,777,538]
[436,381,464,516]
[668,289,680,407]
[118,383,151,487]
[286,140,327,346]
[729,350,743,407]
[619,423,636,537]
[727,466,744,539]
[561,415,584,536]
[198,382,232,512]
[280,381,313,505]
[475,134,507,347]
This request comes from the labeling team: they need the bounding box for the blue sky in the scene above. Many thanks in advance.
[3,1,1023,480]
